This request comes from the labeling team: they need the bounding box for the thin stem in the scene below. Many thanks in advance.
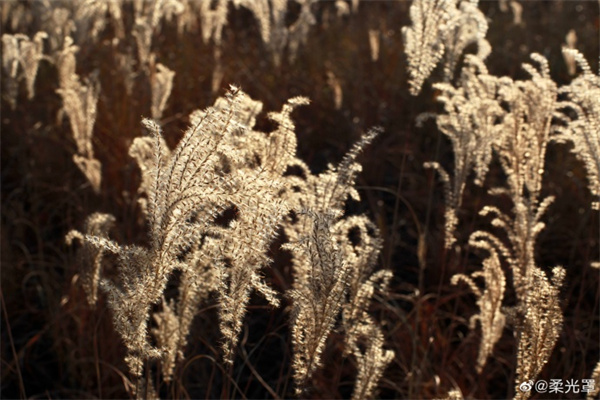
[1,289,26,400]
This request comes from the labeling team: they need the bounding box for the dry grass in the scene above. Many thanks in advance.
[1,1,598,399]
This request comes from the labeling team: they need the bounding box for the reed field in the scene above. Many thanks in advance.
[1,1,599,399]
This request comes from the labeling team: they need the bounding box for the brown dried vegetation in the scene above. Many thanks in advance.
[1,1,598,399]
